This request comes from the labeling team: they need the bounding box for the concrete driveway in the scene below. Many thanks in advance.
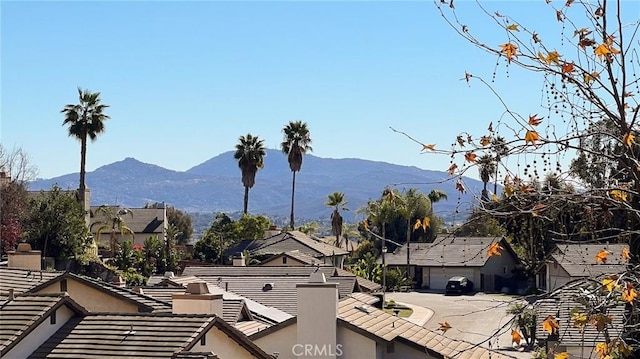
[387,291,532,358]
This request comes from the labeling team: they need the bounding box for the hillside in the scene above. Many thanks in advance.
[29,150,487,223]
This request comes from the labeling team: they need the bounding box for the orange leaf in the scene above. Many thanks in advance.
[525,130,540,145]
[595,41,620,62]
[487,242,504,257]
[584,71,600,84]
[595,250,610,264]
[480,136,491,147]
[621,247,630,261]
[531,203,546,217]
[623,132,635,147]
[542,315,559,334]
[422,143,436,151]
[554,353,569,359]
[438,321,452,333]
[595,342,608,357]
[602,276,618,292]
[561,62,575,73]
[500,43,518,62]
[546,51,561,65]
[506,24,519,31]
[622,284,638,303]
[528,114,543,126]
[610,189,628,202]
[447,164,458,175]
[464,152,477,163]
[455,181,465,194]
[511,330,522,345]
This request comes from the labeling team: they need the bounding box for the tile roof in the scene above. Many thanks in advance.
[338,295,518,359]
[0,268,64,301]
[261,250,324,266]
[0,293,86,357]
[30,273,172,313]
[182,266,338,278]
[233,320,272,337]
[385,236,509,267]
[29,313,271,359]
[534,279,626,347]
[335,267,382,292]
[551,243,628,277]
[90,206,165,235]
[138,287,187,303]
[225,231,349,258]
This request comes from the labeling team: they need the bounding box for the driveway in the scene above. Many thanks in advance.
[387,291,532,359]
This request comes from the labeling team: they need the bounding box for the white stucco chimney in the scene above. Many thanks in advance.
[296,272,339,359]
[7,243,42,270]
[172,282,223,317]
[232,252,246,267]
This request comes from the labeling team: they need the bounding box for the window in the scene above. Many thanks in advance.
[50,310,57,325]
[282,257,287,264]
[60,279,67,292]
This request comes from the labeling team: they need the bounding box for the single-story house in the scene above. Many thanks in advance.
[90,205,168,247]
[384,236,520,292]
[224,231,349,267]
[545,243,629,292]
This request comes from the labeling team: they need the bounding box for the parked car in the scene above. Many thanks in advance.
[445,276,474,295]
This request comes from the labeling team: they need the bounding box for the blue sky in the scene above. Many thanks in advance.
[2,1,637,180]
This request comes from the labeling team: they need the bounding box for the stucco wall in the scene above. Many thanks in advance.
[336,325,377,359]
[387,341,439,359]
[253,323,298,359]
[190,326,255,359]
[36,279,139,313]
[5,305,75,358]
[261,257,306,267]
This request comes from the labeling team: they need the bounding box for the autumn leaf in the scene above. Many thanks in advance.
[610,189,628,202]
[623,132,635,147]
[528,114,543,126]
[578,37,596,49]
[595,250,610,264]
[602,276,618,292]
[464,152,477,163]
[542,315,559,334]
[595,342,609,358]
[456,135,465,147]
[447,164,458,175]
[487,242,504,257]
[500,43,518,62]
[531,203,546,217]
[546,51,561,65]
[506,24,519,31]
[565,0,574,6]
[503,185,515,197]
[561,62,575,73]
[511,330,522,345]
[532,32,541,43]
[621,247,630,262]
[455,181,465,194]
[590,314,612,332]
[595,6,604,17]
[584,71,600,84]
[556,10,563,22]
[422,143,436,152]
[622,283,638,303]
[492,193,499,202]
[595,41,620,62]
[414,217,430,231]
[480,136,491,146]
[438,321,452,333]
[525,130,540,145]
[571,310,588,330]
[554,353,569,359]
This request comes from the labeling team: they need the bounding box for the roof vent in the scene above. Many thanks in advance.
[186,282,210,295]
[164,271,175,278]
[356,304,370,314]
[262,283,274,291]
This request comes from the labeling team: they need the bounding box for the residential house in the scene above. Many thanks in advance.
[544,243,629,292]
[534,278,626,358]
[385,236,520,292]
[90,205,167,247]
[259,250,324,267]
[224,231,349,267]
[247,272,518,359]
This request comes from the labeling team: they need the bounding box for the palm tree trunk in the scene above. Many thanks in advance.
[493,157,499,195]
[406,220,411,282]
[290,171,296,228]
[243,186,249,214]
[79,126,87,191]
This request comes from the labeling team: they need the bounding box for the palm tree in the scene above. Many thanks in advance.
[90,205,134,257]
[61,87,110,193]
[478,154,496,201]
[234,134,267,214]
[491,136,508,195]
[325,192,348,249]
[280,121,312,228]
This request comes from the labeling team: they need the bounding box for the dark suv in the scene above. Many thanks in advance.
[445,276,474,295]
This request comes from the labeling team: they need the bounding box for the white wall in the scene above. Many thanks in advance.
[387,341,439,359]
[5,305,75,358]
[547,262,573,292]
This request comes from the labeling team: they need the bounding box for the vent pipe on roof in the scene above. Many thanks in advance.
[8,289,14,301]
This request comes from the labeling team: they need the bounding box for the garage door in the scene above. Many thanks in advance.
[429,267,474,290]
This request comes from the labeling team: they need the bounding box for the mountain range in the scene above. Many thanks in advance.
[28,149,486,223]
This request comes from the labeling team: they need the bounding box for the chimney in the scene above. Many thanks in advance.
[110,276,126,288]
[232,252,246,267]
[7,243,42,270]
[8,289,14,301]
[132,287,144,295]
[172,282,223,317]
[296,272,339,359]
